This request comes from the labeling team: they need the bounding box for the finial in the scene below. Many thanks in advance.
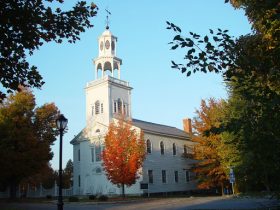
[105,9,111,30]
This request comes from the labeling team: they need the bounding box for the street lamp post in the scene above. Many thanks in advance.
[56,114,68,210]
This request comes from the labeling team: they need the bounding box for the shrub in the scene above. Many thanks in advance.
[98,195,108,201]
[88,195,96,200]
[68,196,79,202]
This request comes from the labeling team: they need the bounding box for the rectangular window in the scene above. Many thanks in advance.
[95,101,100,115]
[148,170,153,184]
[174,171,179,183]
[91,147,94,162]
[78,175,81,187]
[160,142,164,155]
[186,171,190,182]
[78,149,80,161]
[91,106,94,116]
[123,104,126,115]
[114,101,117,113]
[173,143,177,156]
[101,103,103,113]
[146,140,151,154]
[162,170,166,183]
[184,145,187,154]
[118,100,122,113]
[95,145,102,162]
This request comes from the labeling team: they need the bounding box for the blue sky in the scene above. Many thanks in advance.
[29,0,251,169]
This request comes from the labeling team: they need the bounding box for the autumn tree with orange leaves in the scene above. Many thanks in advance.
[102,118,146,198]
[192,98,238,194]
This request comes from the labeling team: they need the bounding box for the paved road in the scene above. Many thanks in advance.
[0,196,279,210]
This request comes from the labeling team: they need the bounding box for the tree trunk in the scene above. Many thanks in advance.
[9,181,17,199]
[121,183,125,199]
[221,183,224,196]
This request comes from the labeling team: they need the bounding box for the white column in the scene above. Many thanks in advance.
[115,39,117,56]
[128,90,132,118]
[95,66,98,80]
[118,63,121,79]
[102,69,105,78]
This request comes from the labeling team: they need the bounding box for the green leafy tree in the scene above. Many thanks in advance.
[0,0,98,100]
[227,0,280,48]
[224,75,280,192]
[63,159,73,188]
[167,0,279,83]
[167,0,280,194]
[0,89,59,198]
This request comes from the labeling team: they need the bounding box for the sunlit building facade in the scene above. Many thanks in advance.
[70,27,196,196]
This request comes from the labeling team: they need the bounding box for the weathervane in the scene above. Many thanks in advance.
[105,9,111,29]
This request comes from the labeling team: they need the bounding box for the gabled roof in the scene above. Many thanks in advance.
[132,119,190,140]
[70,129,85,145]
[70,118,191,145]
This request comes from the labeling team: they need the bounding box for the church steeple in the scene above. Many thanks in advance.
[86,26,132,126]
[93,27,122,80]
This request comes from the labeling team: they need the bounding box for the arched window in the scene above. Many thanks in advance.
[95,100,100,115]
[160,141,164,155]
[146,139,151,154]
[117,98,122,113]
[173,143,177,155]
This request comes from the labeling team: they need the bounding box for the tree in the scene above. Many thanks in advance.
[63,159,73,188]
[0,89,59,198]
[227,0,280,49]
[21,163,56,191]
[224,75,280,192]
[0,0,98,100]
[167,0,279,82]
[102,118,146,198]
[192,98,238,194]
[167,0,280,195]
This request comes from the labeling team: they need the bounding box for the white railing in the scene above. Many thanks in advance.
[86,75,129,87]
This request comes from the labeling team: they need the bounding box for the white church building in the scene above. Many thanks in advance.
[70,26,197,196]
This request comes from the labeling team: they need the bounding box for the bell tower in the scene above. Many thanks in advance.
[85,25,132,127]
[94,27,122,79]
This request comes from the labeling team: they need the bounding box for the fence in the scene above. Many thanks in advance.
[0,182,73,198]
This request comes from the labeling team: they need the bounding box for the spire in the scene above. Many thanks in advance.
[105,9,111,30]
